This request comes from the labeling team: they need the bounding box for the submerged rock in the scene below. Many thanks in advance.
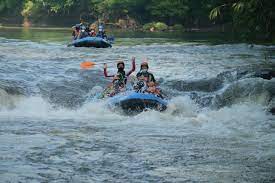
[166,69,256,93]
[0,89,22,110]
[48,86,87,108]
[166,78,223,92]
[211,78,275,110]
[255,68,275,80]
[38,80,89,108]
[259,70,272,80]
[0,79,31,95]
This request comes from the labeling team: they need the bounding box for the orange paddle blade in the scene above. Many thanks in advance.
[80,61,96,69]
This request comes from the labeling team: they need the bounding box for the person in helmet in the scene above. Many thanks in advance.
[89,24,97,37]
[103,57,136,85]
[135,61,163,96]
[100,71,128,98]
[102,57,135,97]
[71,14,90,40]
[136,61,156,83]
[97,24,107,39]
[72,25,80,40]
[76,15,89,39]
[79,14,90,32]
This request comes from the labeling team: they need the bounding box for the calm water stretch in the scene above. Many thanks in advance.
[0,27,274,182]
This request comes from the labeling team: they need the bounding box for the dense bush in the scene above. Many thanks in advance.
[0,0,274,40]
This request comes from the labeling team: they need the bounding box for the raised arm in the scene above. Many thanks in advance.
[104,63,115,77]
[126,57,136,76]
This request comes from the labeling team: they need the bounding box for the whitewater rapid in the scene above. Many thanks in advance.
[0,35,274,182]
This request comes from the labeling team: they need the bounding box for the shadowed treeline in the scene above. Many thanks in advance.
[0,0,274,41]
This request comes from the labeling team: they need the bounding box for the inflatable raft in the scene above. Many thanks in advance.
[70,37,112,48]
[108,91,168,114]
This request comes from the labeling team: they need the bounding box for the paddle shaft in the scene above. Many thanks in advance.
[84,60,131,65]
[81,57,135,68]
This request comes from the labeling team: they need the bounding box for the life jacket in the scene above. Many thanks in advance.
[90,29,96,36]
[136,71,155,83]
[117,70,127,84]
[79,23,89,32]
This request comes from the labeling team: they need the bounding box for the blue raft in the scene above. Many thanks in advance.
[108,91,168,114]
[70,37,112,48]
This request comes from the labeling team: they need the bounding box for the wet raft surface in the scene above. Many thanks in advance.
[70,37,112,48]
[0,29,275,182]
[108,92,168,115]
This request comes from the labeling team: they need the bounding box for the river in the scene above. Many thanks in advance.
[0,27,274,182]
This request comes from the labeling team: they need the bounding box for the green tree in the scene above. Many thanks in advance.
[209,0,275,40]
[0,0,24,15]
[147,0,189,25]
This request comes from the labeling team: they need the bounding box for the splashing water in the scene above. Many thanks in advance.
[0,29,275,182]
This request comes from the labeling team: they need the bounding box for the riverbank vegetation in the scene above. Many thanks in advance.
[0,0,274,41]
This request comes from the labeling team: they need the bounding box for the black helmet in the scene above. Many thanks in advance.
[117,61,125,69]
[140,61,149,69]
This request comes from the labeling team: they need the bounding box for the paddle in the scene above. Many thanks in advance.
[80,61,96,69]
[80,60,115,69]
[80,57,137,69]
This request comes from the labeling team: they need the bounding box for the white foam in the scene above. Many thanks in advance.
[197,102,274,137]
[0,92,273,125]
[0,94,125,122]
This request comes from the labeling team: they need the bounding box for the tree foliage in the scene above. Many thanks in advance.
[0,0,274,40]
[0,0,24,14]
[209,0,275,40]
[147,0,189,24]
